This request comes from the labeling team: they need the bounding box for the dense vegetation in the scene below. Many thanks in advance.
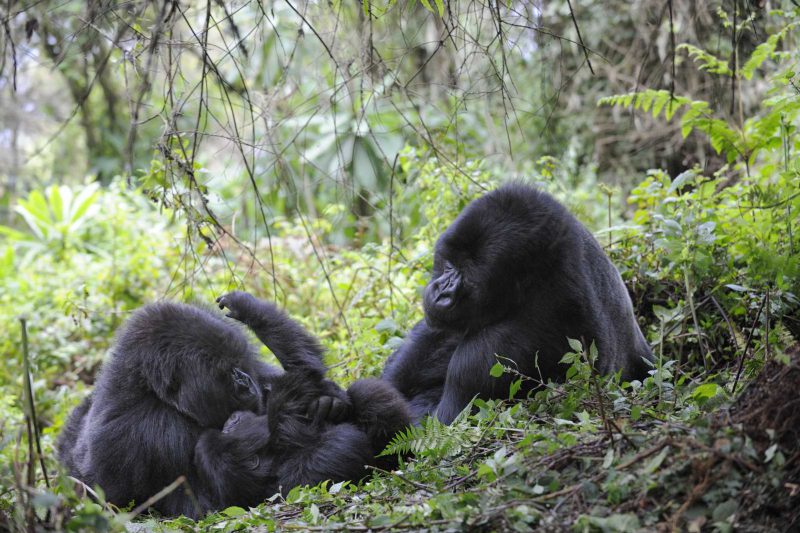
[0,1,798,531]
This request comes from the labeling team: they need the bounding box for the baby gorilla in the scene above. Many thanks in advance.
[195,292,410,510]
[58,291,409,518]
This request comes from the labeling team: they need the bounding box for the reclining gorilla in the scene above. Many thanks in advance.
[58,291,410,518]
[383,183,653,424]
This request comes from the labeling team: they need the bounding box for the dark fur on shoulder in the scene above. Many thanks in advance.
[383,184,653,424]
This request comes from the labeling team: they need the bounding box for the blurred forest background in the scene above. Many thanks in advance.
[0,0,799,531]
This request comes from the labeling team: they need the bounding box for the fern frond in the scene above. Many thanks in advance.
[379,412,473,459]
[742,21,799,80]
[677,44,732,77]
[598,90,690,121]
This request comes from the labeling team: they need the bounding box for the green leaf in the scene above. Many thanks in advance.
[419,0,434,13]
[70,184,100,228]
[643,446,670,474]
[490,362,504,378]
[725,284,750,292]
[691,383,722,402]
[567,338,583,352]
[742,22,798,80]
[49,185,65,223]
[712,500,738,522]
[374,318,399,334]
[222,506,247,517]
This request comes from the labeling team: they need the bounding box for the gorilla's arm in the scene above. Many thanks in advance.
[435,323,541,425]
[218,291,350,421]
[276,423,373,490]
[382,320,457,422]
[217,291,326,375]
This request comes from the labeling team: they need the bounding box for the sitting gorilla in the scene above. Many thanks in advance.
[383,183,653,424]
[59,291,410,518]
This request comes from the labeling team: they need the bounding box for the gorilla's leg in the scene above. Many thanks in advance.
[346,379,412,464]
[276,423,373,489]
[56,394,93,477]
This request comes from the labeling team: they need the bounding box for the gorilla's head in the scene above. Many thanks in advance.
[423,184,566,331]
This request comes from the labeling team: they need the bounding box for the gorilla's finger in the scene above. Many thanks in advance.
[328,397,349,422]
[308,396,333,423]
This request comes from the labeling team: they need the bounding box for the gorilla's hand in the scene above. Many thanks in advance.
[217,291,261,324]
[307,394,350,424]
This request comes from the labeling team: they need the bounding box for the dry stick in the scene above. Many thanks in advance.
[710,296,739,354]
[616,438,671,470]
[19,319,49,489]
[731,292,768,394]
[667,0,675,98]
[765,286,771,362]
[125,476,187,520]
[683,268,708,371]
[388,153,399,318]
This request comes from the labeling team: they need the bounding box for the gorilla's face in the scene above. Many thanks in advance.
[171,366,267,429]
[423,236,513,331]
[422,190,543,332]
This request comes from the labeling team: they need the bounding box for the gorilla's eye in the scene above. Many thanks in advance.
[247,455,261,470]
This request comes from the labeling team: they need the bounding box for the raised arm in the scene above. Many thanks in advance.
[216,291,326,375]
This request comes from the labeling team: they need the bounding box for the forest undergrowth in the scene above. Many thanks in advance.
[0,5,798,533]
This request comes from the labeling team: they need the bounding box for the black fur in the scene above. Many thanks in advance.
[58,292,410,518]
[383,184,654,424]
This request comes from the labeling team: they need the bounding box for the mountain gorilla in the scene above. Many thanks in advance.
[59,292,410,518]
[383,184,653,424]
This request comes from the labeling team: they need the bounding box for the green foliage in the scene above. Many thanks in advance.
[0,184,100,259]
[1,6,799,532]
[677,44,732,76]
[381,411,475,459]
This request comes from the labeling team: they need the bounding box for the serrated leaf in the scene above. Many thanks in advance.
[567,338,583,352]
